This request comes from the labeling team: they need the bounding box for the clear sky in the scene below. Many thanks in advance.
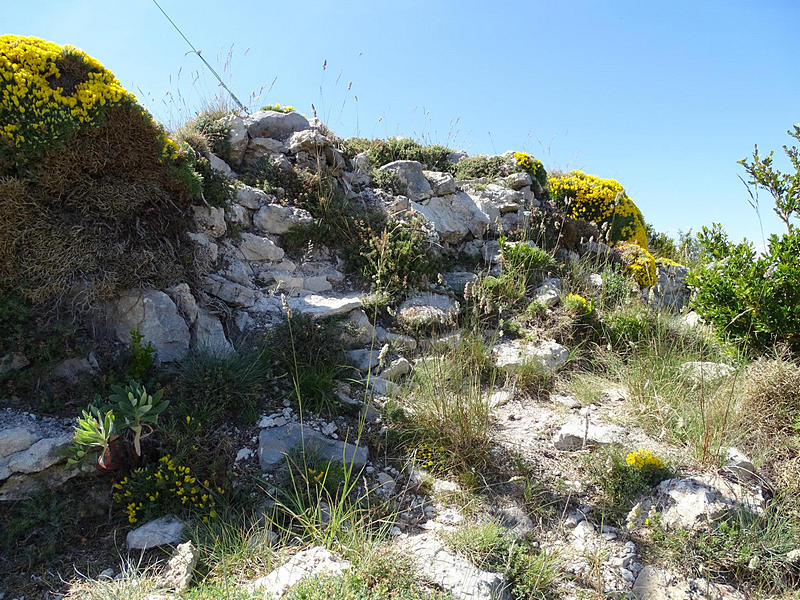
[7,1,800,244]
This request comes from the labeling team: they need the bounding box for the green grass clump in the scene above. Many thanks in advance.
[444,520,562,599]
[450,154,511,180]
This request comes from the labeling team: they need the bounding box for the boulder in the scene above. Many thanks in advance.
[218,113,249,166]
[632,565,746,600]
[533,278,561,308]
[411,192,489,243]
[397,293,460,329]
[202,275,258,308]
[403,533,510,600]
[503,172,532,190]
[249,546,350,597]
[287,129,329,153]
[126,516,186,550]
[378,160,433,202]
[165,283,199,326]
[346,348,381,372]
[423,170,457,196]
[492,339,569,372]
[191,205,226,238]
[442,271,478,295]
[253,204,314,235]
[258,423,368,470]
[156,541,198,592]
[207,152,235,177]
[193,309,234,355]
[238,232,285,262]
[236,184,272,209]
[379,357,412,381]
[244,109,310,140]
[553,418,623,451]
[107,290,190,363]
[287,294,363,319]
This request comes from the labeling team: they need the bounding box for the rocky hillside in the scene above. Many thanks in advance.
[2,36,799,600]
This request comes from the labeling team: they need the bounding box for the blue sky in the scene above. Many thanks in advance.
[7,1,800,244]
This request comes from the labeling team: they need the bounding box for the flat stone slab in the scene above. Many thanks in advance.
[402,533,510,600]
[492,339,569,372]
[249,546,350,597]
[553,418,624,451]
[288,294,363,319]
[258,422,368,470]
[126,515,186,550]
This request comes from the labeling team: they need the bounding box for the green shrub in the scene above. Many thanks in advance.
[340,137,453,171]
[260,103,295,114]
[370,168,408,196]
[583,445,669,517]
[194,155,236,207]
[615,241,657,287]
[450,154,510,180]
[499,238,556,284]
[688,224,800,354]
[128,329,155,381]
[597,266,637,310]
[513,151,547,189]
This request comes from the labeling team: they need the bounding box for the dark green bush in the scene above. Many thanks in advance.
[340,137,453,171]
[450,154,511,180]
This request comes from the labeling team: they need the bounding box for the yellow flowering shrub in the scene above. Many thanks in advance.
[625,448,665,470]
[112,455,223,524]
[513,151,547,188]
[616,241,657,287]
[548,171,648,247]
[655,257,685,268]
[0,36,202,305]
[564,293,596,319]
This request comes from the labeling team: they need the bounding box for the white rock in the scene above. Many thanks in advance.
[238,233,285,262]
[397,293,460,329]
[288,294,363,319]
[236,184,272,209]
[288,129,329,153]
[492,339,569,372]
[156,541,198,592]
[378,160,433,202]
[126,516,185,550]
[249,546,350,598]
[202,275,258,308]
[235,448,254,463]
[376,472,396,494]
[193,309,234,355]
[422,170,457,196]
[187,231,219,265]
[487,390,513,408]
[244,110,310,141]
[253,204,313,235]
[165,283,199,326]
[411,192,490,243]
[107,290,190,363]
[553,418,624,451]
[379,357,412,381]
[208,153,235,177]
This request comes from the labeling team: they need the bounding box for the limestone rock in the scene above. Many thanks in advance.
[249,546,350,598]
[165,283,199,326]
[397,293,460,329]
[533,278,561,308]
[347,348,381,372]
[553,418,623,451]
[219,113,249,166]
[380,357,412,381]
[655,476,761,531]
[724,447,757,480]
[632,565,746,600]
[193,309,234,355]
[258,423,368,470]
[207,152,235,177]
[649,263,691,310]
[442,271,478,295]
[403,533,510,600]
[238,233,285,262]
[187,232,219,266]
[107,290,190,363]
[492,339,569,372]
[202,275,258,308]
[378,160,433,202]
[504,172,532,190]
[287,294,363,319]
[253,204,314,235]
[126,516,186,550]
[423,170,457,196]
[245,110,310,140]
[191,205,226,238]
[157,541,198,592]
[287,129,329,154]
[236,184,272,209]
[411,192,489,243]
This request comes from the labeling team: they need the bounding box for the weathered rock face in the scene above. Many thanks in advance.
[107,290,191,363]
[378,160,433,202]
[553,418,624,451]
[253,203,314,235]
[397,293,460,329]
[287,294,363,319]
[249,546,350,598]
[258,422,368,470]
[492,339,569,372]
[649,263,691,310]
[403,533,510,600]
[156,541,199,592]
[411,192,490,243]
[244,110,310,141]
[0,409,76,501]
[632,565,746,600]
[238,232,285,262]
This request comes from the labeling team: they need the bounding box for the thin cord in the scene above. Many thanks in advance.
[151,0,248,114]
